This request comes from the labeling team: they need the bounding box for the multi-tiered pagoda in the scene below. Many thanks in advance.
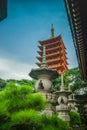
[36,25,68,74]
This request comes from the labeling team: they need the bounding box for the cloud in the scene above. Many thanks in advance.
[0,57,36,80]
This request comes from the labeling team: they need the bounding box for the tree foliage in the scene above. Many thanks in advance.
[0,83,46,130]
[0,83,72,130]
[6,79,35,88]
[53,67,87,93]
[69,110,81,127]
[41,114,72,130]
[1,67,86,130]
[0,78,6,90]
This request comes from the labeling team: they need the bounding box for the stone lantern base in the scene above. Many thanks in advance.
[56,104,70,121]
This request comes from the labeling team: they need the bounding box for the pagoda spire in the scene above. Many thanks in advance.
[60,73,65,91]
[40,46,48,68]
[51,24,54,38]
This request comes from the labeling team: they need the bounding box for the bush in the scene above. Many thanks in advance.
[11,109,42,130]
[0,83,46,113]
[11,113,72,130]
[0,83,46,130]
[0,83,73,130]
[69,110,81,127]
[41,114,73,130]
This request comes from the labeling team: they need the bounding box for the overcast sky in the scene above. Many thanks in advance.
[0,0,78,80]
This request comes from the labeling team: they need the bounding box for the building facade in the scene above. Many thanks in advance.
[0,0,7,21]
[64,0,87,81]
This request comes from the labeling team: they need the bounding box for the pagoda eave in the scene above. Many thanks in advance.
[38,42,61,50]
[39,35,62,45]
[36,54,64,62]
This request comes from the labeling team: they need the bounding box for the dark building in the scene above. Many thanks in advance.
[64,0,87,81]
[0,0,7,21]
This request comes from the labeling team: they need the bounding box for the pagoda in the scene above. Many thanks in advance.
[36,24,68,74]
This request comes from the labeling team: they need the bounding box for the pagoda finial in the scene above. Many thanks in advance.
[51,24,54,38]
[60,73,65,91]
[40,46,48,68]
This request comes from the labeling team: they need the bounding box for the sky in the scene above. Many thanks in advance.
[0,0,78,80]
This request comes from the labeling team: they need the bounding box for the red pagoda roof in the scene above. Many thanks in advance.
[38,42,61,50]
[39,35,62,45]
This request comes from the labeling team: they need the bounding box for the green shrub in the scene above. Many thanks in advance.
[0,100,10,130]
[69,110,81,127]
[26,93,46,110]
[0,83,46,113]
[41,114,73,130]
[11,109,42,130]
[0,83,73,130]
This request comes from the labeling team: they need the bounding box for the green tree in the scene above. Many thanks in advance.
[41,114,72,130]
[0,83,46,130]
[0,83,72,130]
[69,110,81,127]
[0,78,6,90]
[53,67,87,92]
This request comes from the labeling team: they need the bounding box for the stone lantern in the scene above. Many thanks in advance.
[68,94,78,112]
[29,46,59,115]
[55,74,71,121]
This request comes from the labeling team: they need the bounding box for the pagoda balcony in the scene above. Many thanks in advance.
[47,54,62,60]
[37,48,67,55]
[48,61,63,66]
[38,42,61,50]
[49,57,68,65]
[36,58,67,65]
[48,53,67,59]
[58,54,68,59]
[46,47,67,54]
[46,51,61,57]
[37,48,62,56]
[46,48,62,54]
[48,64,61,69]
[39,35,61,45]
[46,41,60,48]
[46,46,61,52]
[37,54,63,62]
[47,58,62,64]
[36,52,62,59]
[46,48,62,55]
[36,62,68,72]
[36,62,62,69]
[48,58,67,64]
